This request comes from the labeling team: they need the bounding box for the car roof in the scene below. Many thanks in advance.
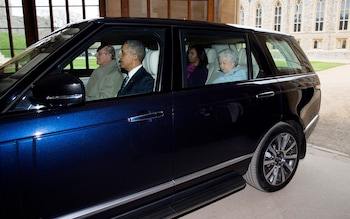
[73,17,291,37]
[227,23,292,36]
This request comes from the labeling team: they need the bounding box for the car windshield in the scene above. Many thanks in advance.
[0,26,81,95]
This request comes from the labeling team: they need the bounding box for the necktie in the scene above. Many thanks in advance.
[121,75,129,90]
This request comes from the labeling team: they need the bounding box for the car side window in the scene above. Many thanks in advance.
[258,34,314,76]
[181,30,259,88]
[64,32,162,101]
[8,28,164,112]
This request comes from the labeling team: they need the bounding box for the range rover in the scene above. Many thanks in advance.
[0,18,320,218]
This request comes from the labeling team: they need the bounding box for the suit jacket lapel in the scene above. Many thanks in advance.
[124,67,144,91]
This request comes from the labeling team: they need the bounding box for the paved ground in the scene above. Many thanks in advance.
[181,63,350,219]
[308,63,350,156]
[181,146,350,219]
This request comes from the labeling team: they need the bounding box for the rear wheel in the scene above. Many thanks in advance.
[244,122,300,192]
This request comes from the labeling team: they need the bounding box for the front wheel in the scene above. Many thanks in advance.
[244,122,300,192]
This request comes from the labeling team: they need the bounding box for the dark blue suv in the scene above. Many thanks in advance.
[0,18,320,218]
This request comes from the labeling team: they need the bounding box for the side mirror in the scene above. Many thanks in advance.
[31,73,85,107]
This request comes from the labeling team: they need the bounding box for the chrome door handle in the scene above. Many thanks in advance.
[128,111,164,123]
[256,91,275,99]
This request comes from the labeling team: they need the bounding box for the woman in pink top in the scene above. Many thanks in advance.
[186,44,208,87]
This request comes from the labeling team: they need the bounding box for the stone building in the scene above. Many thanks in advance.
[239,0,350,61]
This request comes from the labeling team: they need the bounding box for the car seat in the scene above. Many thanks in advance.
[142,49,159,80]
[237,48,260,78]
[205,48,221,84]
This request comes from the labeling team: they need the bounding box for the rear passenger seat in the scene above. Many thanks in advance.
[237,48,260,78]
[205,48,220,84]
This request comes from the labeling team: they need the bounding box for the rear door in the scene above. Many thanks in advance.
[172,28,282,191]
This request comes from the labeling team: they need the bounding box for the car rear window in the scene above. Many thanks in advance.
[258,34,314,76]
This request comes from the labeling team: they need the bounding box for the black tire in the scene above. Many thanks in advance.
[244,122,300,192]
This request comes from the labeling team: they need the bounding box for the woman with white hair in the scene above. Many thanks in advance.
[212,49,247,84]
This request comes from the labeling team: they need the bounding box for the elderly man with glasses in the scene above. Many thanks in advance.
[85,45,124,101]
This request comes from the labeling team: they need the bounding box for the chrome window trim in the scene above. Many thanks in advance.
[57,153,254,219]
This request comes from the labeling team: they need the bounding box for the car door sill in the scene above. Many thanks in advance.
[118,171,246,219]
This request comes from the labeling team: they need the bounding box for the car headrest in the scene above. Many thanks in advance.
[205,48,217,64]
[142,50,159,79]
[115,48,121,72]
[238,48,247,66]
[238,48,258,66]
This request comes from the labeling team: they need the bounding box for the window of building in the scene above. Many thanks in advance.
[239,5,244,25]
[255,3,262,28]
[0,0,26,61]
[190,0,208,21]
[36,0,100,40]
[315,0,325,31]
[313,39,323,49]
[274,1,282,31]
[0,0,101,64]
[294,0,302,32]
[339,0,349,30]
[129,0,148,17]
[336,38,347,49]
[150,0,168,18]
[168,0,208,21]
[170,0,187,20]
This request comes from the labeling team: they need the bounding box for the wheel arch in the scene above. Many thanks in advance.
[284,119,307,159]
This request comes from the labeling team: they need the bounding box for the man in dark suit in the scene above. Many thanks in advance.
[117,40,154,97]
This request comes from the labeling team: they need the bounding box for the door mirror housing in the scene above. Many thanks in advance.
[31,73,85,107]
